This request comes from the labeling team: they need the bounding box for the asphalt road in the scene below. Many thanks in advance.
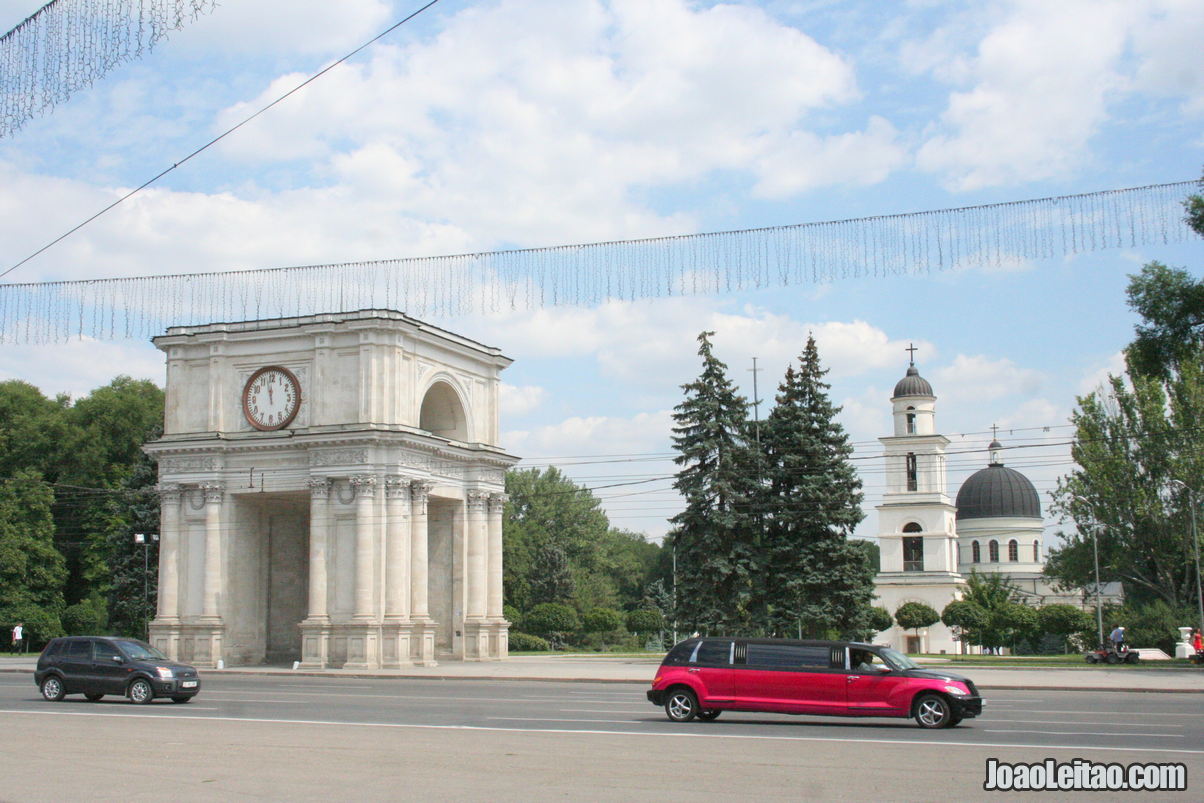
[1,673,1200,801]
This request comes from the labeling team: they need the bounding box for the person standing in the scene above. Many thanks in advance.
[10,622,23,654]
[1109,624,1125,652]
[1192,628,1203,654]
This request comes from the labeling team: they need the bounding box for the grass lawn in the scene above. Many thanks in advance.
[918,653,1201,668]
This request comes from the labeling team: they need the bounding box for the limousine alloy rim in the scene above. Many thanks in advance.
[914,693,952,728]
[666,689,698,722]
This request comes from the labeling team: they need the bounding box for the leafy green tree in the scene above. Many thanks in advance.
[1184,173,1203,238]
[1124,263,1204,381]
[867,606,893,634]
[529,543,575,607]
[1038,604,1095,652]
[1048,360,1203,607]
[626,608,664,635]
[582,608,624,634]
[0,381,71,481]
[96,455,161,638]
[894,601,940,646]
[997,602,1040,652]
[757,336,872,637]
[668,331,757,633]
[942,599,988,651]
[0,470,67,644]
[524,602,580,648]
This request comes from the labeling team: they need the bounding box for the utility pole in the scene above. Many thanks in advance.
[1170,480,1204,642]
[134,532,159,640]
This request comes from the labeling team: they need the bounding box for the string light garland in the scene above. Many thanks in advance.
[0,180,1198,345]
[0,0,218,139]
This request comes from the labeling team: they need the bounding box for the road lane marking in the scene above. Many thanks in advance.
[988,718,1182,729]
[3,709,1201,755]
[560,708,654,714]
[988,709,1201,717]
[488,717,638,724]
[983,729,1183,738]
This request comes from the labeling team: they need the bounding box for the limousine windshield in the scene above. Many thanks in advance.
[878,647,921,671]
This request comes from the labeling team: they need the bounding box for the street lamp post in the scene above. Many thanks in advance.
[134,532,159,639]
[1169,480,1204,642]
[1089,525,1104,650]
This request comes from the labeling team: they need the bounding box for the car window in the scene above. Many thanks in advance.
[662,640,697,666]
[93,641,122,663]
[849,649,888,673]
[746,643,830,669]
[878,647,920,671]
[693,640,732,665]
[42,639,64,657]
[67,640,91,659]
[117,641,167,661]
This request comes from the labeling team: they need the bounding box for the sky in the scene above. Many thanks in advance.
[1,0,1202,545]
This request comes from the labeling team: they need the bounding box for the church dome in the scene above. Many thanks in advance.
[893,364,933,398]
[956,464,1041,520]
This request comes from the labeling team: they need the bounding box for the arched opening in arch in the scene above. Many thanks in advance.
[902,522,922,533]
[972,541,981,563]
[419,381,469,441]
[988,540,999,562]
[1008,539,1019,562]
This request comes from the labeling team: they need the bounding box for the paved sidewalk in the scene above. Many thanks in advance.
[2,652,1201,692]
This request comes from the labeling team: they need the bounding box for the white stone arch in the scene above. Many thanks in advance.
[418,374,473,441]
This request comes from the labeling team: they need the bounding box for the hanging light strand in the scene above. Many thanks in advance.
[0,179,1199,344]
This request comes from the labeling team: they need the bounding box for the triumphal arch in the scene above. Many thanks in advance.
[143,310,518,668]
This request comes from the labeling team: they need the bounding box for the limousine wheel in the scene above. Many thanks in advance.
[665,688,699,722]
[697,710,721,721]
[913,693,953,729]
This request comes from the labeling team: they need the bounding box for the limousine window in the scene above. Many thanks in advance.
[849,649,888,673]
[693,640,732,665]
[878,647,921,671]
[664,641,697,666]
[745,643,831,668]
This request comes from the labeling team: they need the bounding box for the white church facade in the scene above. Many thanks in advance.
[872,357,1099,654]
[143,310,519,669]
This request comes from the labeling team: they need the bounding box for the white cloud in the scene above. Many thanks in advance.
[1077,351,1127,395]
[0,337,164,399]
[499,382,546,416]
[931,353,1044,405]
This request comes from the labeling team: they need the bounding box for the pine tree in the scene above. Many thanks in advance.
[668,331,756,633]
[758,335,873,637]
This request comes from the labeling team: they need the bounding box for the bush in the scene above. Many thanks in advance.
[625,608,664,634]
[1038,604,1094,651]
[867,606,893,634]
[62,597,107,635]
[895,601,940,633]
[507,632,550,652]
[582,608,625,634]
[503,604,522,629]
[524,603,580,648]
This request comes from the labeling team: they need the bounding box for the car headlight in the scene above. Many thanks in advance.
[944,685,968,696]
[155,666,174,679]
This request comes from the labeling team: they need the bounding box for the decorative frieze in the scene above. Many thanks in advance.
[310,448,368,467]
[160,456,217,473]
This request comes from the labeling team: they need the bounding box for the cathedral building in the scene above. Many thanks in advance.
[871,355,1105,654]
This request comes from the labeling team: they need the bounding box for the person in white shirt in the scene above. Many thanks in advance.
[10,623,23,654]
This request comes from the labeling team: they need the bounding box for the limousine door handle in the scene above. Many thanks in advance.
[687,668,700,673]
[847,675,860,682]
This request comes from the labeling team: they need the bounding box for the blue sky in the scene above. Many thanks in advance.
[1,0,1202,543]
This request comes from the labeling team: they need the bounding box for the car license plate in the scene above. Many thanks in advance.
[181,681,197,688]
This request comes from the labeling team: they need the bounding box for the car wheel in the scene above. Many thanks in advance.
[1106,653,1121,665]
[84,692,104,702]
[913,693,953,729]
[170,696,192,704]
[40,676,65,702]
[1125,652,1140,664]
[697,709,721,721]
[1084,653,1098,663]
[664,688,699,722]
[128,678,154,705]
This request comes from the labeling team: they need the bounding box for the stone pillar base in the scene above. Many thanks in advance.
[150,622,224,668]
[410,619,438,666]
[298,620,332,669]
[487,619,510,660]
[462,619,490,661]
[381,621,414,668]
[340,623,382,670]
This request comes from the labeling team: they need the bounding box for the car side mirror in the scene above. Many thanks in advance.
[111,655,124,664]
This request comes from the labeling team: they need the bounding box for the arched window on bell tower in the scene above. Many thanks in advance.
[972,541,981,563]
[988,540,999,562]
[1032,540,1040,562]
[902,523,923,572]
[906,406,916,434]
[906,452,917,491]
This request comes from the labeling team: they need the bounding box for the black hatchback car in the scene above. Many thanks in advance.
[35,636,201,704]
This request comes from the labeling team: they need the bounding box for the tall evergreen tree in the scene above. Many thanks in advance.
[758,336,873,637]
[668,331,756,633]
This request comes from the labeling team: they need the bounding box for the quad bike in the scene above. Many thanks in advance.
[1084,643,1140,664]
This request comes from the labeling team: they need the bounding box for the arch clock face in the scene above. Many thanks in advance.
[242,366,301,431]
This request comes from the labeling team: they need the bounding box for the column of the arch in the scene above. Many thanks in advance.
[197,482,225,668]
[409,481,437,666]
[299,477,331,669]
[486,492,510,659]
[345,475,380,669]
[383,476,413,667]
[148,484,182,660]
[463,491,489,660]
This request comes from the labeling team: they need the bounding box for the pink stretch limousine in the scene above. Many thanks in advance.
[647,638,983,729]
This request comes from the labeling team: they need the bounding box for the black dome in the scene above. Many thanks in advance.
[893,364,933,398]
[956,464,1041,520]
